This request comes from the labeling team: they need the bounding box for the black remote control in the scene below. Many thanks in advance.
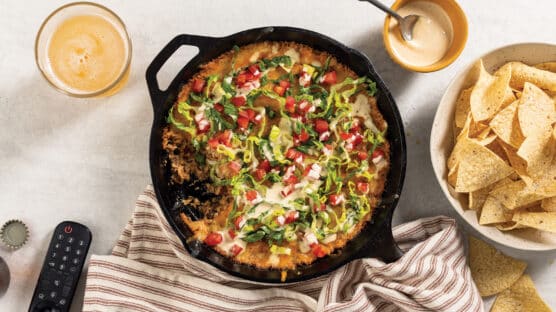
[29,221,92,312]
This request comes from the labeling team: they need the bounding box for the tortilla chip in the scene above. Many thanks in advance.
[522,150,556,197]
[486,138,509,163]
[517,82,556,138]
[500,61,556,92]
[512,212,556,233]
[468,236,527,297]
[500,143,528,178]
[479,196,513,225]
[489,100,525,148]
[455,87,473,128]
[471,62,512,121]
[517,126,555,176]
[491,274,551,312]
[495,222,526,231]
[470,177,512,211]
[534,61,556,73]
[454,140,514,192]
[490,180,545,210]
[447,163,458,187]
[541,197,556,212]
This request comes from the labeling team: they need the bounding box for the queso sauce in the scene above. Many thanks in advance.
[387,1,453,67]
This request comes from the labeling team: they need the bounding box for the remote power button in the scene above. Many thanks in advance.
[63,226,73,234]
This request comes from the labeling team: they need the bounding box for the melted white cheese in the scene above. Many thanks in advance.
[284,48,300,64]
[351,94,384,133]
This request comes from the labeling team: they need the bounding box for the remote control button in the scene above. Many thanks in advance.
[48,261,55,268]
[54,243,61,249]
[57,234,64,240]
[38,293,45,300]
[67,237,74,244]
[62,285,71,296]
[72,258,79,265]
[51,252,57,258]
[59,298,67,306]
[64,275,73,284]
[78,240,85,246]
[53,279,61,287]
[50,291,57,299]
[64,225,73,234]
[75,249,82,255]
[62,255,68,262]
[69,266,77,273]
[59,264,65,271]
[64,246,71,253]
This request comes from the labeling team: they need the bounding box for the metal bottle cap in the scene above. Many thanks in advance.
[0,220,29,249]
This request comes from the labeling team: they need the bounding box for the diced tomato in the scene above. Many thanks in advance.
[237,116,249,129]
[314,119,329,133]
[284,210,299,224]
[273,85,286,96]
[340,132,352,141]
[228,161,242,174]
[196,119,210,134]
[248,64,260,75]
[245,190,258,201]
[280,185,294,197]
[228,228,237,239]
[213,103,224,112]
[319,131,331,142]
[208,137,219,148]
[232,96,246,107]
[238,110,249,119]
[357,151,368,160]
[311,243,327,258]
[234,216,244,230]
[283,174,298,185]
[357,182,369,194]
[191,78,205,93]
[313,202,326,212]
[259,159,271,172]
[220,130,232,146]
[294,130,310,143]
[350,119,361,133]
[321,71,337,85]
[279,80,291,88]
[285,96,296,113]
[352,133,364,146]
[372,149,385,160]
[285,148,299,160]
[235,72,249,86]
[298,100,312,113]
[253,169,266,181]
[246,109,256,121]
[253,114,263,124]
[328,194,344,206]
[204,232,223,246]
[230,244,243,256]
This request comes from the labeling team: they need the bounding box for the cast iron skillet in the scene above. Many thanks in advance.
[146,26,406,283]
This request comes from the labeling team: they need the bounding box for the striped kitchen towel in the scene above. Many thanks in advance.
[83,185,483,312]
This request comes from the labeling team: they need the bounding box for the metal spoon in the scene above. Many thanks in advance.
[359,0,420,41]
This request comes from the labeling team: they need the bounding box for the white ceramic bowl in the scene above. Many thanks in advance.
[430,42,556,251]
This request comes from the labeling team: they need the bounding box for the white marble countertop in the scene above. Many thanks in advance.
[1,0,555,310]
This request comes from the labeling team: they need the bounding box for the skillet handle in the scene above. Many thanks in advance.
[145,34,216,111]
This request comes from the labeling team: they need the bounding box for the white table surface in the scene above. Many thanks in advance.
[1,0,555,310]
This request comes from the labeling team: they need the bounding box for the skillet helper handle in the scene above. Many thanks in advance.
[145,34,215,111]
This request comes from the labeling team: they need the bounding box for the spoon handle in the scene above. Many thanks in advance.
[359,0,403,20]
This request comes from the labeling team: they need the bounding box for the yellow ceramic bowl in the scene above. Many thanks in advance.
[383,0,468,72]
